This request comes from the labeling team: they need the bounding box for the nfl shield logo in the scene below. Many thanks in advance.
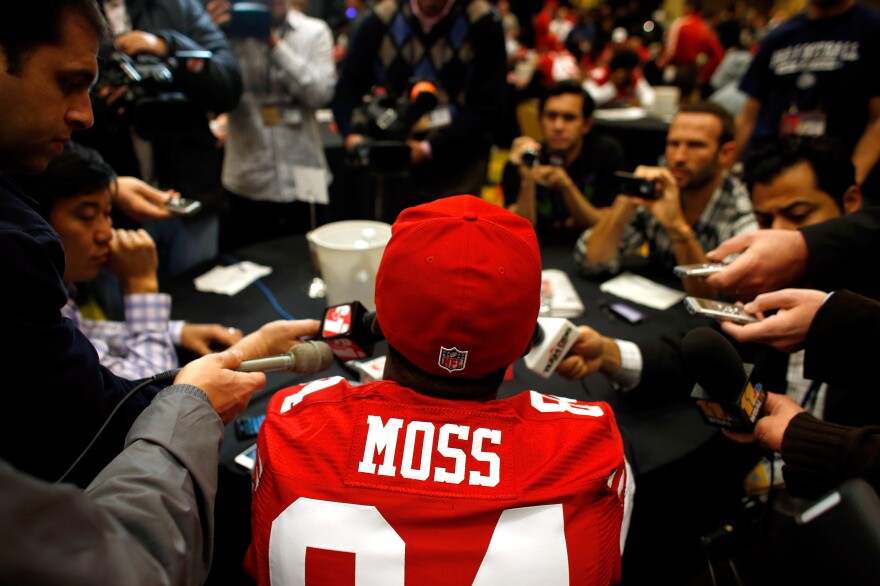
[438,346,468,373]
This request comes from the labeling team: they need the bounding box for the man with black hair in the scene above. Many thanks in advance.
[0,0,316,488]
[577,100,756,297]
[246,195,633,584]
[0,0,158,489]
[16,142,247,379]
[734,0,880,193]
[502,80,624,243]
[743,136,862,231]
[0,1,281,581]
[584,47,656,109]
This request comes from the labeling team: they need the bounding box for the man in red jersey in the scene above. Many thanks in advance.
[245,194,633,585]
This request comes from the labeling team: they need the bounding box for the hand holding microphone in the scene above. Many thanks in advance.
[154,339,334,385]
[555,326,623,380]
[524,317,580,378]
[682,327,767,431]
[230,319,321,361]
[722,392,805,452]
[174,349,266,424]
[233,340,334,374]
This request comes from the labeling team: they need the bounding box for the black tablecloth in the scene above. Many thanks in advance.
[167,233,715,477]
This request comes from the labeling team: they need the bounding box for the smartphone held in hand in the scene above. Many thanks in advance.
[163,197,202,216]
[684,297,759,324]
[674,263,725,278]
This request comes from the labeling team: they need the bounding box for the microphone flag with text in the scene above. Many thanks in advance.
[152,340,334,384]
[318,301,384,361]
[524,317,579,378]
[682,327,767,431]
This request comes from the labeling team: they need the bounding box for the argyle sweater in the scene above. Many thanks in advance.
[332,0,506,163]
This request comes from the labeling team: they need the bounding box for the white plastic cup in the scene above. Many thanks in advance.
[651,86,680,118]
[305,220,392,310]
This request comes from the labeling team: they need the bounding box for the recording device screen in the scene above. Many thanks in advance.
[234,445,257,471]
[234,413,266,441]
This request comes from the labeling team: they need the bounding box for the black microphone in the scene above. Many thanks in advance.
[153,340,335,384]
[405,81,439,130]
[318,301,384,361]
[682,327,767,431]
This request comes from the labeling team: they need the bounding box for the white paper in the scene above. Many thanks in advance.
[540,269,585,318]
[292,165,329,205]
[593,107,647,121]
[599,272,686,310]
[193,260,273,296]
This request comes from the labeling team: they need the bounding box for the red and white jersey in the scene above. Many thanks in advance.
[245,377,632,585]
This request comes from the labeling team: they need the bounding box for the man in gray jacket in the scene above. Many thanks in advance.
[0,349,265,585]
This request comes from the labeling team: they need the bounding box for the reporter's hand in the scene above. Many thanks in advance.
[115,31,168,58]
[181,323,243,356]
[408,140,430,165]
[210,114,228,148]
[632,165,687,236]
[174,349,266,423]
[509,136,541,166]
[206,0,232,27]
[533,165,573,192]
[705,230,809,300]
[719,288,826,353]
[556,326,621,380]
[115,176,179,221]
[722,392,804,453]
[230,319,321,360]
[106,228,159,294]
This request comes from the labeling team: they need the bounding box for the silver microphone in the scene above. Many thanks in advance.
[235,340,335,374]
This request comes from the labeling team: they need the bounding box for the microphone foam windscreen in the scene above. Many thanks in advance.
[682,327,746,401]
[291,341,335,374]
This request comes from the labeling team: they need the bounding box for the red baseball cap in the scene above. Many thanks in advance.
[375,195,542,379]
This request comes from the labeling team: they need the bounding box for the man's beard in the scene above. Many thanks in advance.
[677,162,718,192]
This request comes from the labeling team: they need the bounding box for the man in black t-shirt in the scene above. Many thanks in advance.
[734,0,880,196]
[503,80,624,244]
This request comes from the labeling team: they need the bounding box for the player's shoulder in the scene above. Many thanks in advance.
[268,376,358,412]
[505,390,617,427]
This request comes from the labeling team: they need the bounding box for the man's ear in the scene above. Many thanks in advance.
[718,140,736,170]
[843,184,863,214]
[582,114,594,135]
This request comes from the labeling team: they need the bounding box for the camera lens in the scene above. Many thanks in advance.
[521,148,539,167]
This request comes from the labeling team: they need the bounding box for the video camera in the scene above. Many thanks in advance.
[348,81,448,174]
[95,50,213,141]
